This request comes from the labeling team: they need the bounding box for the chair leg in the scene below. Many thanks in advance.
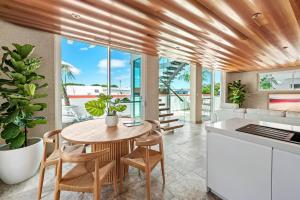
[37,165,45,200]
[119,160,124,193]
[160,159,165,185]
[94,185,101,200]
[55,163,58,176]
[113,164,118,196]
[146,169,152,200]
[54,186,60,200]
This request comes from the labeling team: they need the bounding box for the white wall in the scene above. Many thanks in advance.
[226,66,300,109]
[0,20,60,140]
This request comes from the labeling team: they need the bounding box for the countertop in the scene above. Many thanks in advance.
[205,118,300,155]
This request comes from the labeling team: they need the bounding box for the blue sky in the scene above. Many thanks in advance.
[61,37,131,88]
[61,37,221,89]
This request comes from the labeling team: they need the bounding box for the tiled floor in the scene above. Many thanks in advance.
[0,122,220,200]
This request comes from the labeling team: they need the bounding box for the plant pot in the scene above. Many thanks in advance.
[105,115,119,127]
[0,137,43,184]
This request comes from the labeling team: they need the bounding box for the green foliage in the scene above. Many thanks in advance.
[259,74,278,90]
[0,44,47,149]
[85,93,130,117]
[228,80,247,107]
[202,85,211,94]
[201,83,220,96]
[64,83,85,86]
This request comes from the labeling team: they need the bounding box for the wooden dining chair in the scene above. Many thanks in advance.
[37,130,85,200]
[145,119,161,132]
[120,130,165,200]
[129,119,161,152]
[54,147,118,200]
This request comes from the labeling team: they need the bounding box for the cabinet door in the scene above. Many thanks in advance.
[207,132,272,200]
[273,149,300,200]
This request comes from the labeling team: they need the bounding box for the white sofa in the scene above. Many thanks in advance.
[213,106,300,126]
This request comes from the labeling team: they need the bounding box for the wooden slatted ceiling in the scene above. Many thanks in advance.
[1,0,300,72]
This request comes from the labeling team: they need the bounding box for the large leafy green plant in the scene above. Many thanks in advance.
[85,93,129,117]
[0,44,48,149]
[228,80,247,107]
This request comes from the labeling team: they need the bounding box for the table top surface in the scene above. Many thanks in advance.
[61,118,152,144]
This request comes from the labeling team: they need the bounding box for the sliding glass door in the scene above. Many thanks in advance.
[61,37,142,127]
[202,68,223,121]
[202,68,213,121]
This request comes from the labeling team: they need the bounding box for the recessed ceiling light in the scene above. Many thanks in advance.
[71,13,81,20]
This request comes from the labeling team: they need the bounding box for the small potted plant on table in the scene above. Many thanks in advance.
[0,44,48,184]
[85,93,129,127]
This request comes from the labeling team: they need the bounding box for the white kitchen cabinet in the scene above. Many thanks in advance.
[207,132,272,200]
[272,149,300,200]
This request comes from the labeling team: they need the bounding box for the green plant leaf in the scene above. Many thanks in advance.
[1,88,19,94]
[1,123,21,139]
[85,100,106,116]
[9,72,26,83]
[9,132,25,149]
[0,111,19,123]
[1,46,9,51]
[34,103,47,109]
[24,104,42,112]
[33,93,48,99]
[0,79,13,85]
[13,43,35,59]
[10,51,22,61]
[0,102,10,112]
[11,59,26,72]
[26,116,47,127]
[121,97,130,103]
[115,104,127,112]
[24,83,36,96]
[36,83,48,89]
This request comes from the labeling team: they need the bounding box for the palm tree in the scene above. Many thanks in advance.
[61,62,77,106]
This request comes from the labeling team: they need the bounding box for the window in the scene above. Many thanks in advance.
[61,37,142,127]
[259,70,300,91]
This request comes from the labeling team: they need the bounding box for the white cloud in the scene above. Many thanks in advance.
[97,59,127,69]
[61,61,80,75]
[80,47,89,51]
[89,45,96,48]
[67,40,73,45]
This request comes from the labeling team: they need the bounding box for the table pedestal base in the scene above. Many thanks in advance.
[92,140,131,185]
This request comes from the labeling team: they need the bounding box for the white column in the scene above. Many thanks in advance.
[190,62,202,123]
[141,54,159,120]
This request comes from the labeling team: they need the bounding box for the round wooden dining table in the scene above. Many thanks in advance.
[61,118,152,184]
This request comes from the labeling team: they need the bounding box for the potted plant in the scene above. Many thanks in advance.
[85,93,129,127]
[228,80,247,107]
[0,44,48,184]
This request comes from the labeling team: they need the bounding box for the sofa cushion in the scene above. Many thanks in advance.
[286,111,300,118]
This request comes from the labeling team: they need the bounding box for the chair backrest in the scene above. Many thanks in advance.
[59,147,109,163]
[145,119,161,132]
[135,130,163,147]
[56,148,110,183]
[43,129,61,150]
